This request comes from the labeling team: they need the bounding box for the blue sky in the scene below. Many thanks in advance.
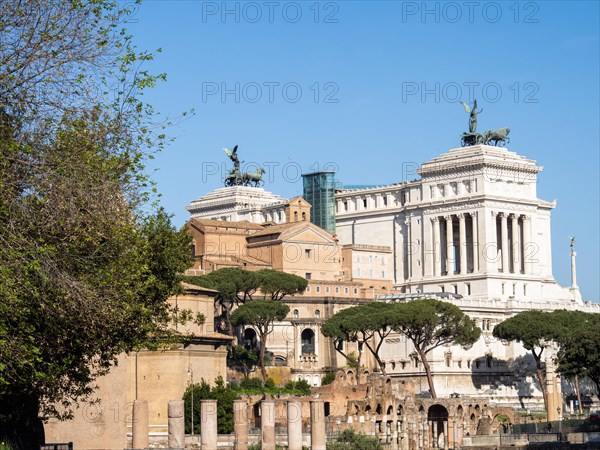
[128,1,599,300]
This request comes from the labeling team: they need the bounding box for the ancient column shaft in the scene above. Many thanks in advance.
[287,400,303,450]
[168,400,185,449]
[261,400,276,450]
[234,399,249,450]
[310,401,326,450]
[201,399,218,450]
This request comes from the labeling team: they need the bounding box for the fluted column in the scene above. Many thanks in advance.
[472,212,479,273]
[432,217,440,277]
[405,217,412,279]
[522,215,532,274]
[500,213,508,273]
[445,216,454,275]
[511,214,520,273]
[458,213,467,275]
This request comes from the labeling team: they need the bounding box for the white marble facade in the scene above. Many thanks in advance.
[335,145,579,303]
[186,186,288,223]
[335,145,598,407]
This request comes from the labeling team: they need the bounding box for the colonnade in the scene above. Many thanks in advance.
[401,211,534,280]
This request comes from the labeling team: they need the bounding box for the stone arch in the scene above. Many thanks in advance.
[456,405,464,418]
[397,404,404,416]
[365,404,372,413]
[386,405,393,415]
[376,403,382,415]
[428,405,449,449]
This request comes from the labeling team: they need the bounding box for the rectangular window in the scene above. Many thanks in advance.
[316,286,320,293]
[305,249,312,259]
[382,271,386,279]
[344,201,348,211]
[383,196,388,206]
[306,286,311,292]
[326,286,330,293]
[354,288,358,294]
[466,283,471,295]
[344,287,349,294]
[335,287,339,294]
[305,273,312,280]
[363,198,367,209]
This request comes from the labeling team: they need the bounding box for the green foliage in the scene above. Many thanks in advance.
[230,300,290,384]
[264,377,275,389]
[239,377,263,390]
[0,1,193,444]
[183,376,237,434]
[294,379,312,395]
[184,268,261,335]
[553,311,600,392]
[255,269,308,300]
[322,371,336,386]
[228,346,259,377]
[346,352,359,369]
[326,429,383,450]
[392,299,480,398]
[183,379,211,434]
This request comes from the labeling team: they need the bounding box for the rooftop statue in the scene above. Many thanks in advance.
[459,100,510,147]
[223,145,265,187]
[460,99,483,133]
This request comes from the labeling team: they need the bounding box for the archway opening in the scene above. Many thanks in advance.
[428,404,449,449]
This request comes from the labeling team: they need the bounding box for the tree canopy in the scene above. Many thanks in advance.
[493,310,556,412]
[322,305,374,384]
[255,269,308,300]
[0,0,190,446]
[230,300,290,384]
[184,268,307,335]
[393,299,481,398]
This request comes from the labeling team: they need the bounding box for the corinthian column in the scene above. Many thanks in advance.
[432,217,440,277]
[458,213,467,275]
[445,216,454,275]
[472,212,479,273]
[511,214,520,273]
[500,213,508,273]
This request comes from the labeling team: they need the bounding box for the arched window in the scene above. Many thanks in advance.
[243,328,258,350]
[294,211,298,222]
[302,211,306,221]
[315,309,320,318]
[293,309,299,319]
[301,329,315,354]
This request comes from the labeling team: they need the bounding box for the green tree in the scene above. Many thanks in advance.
[255,269,308,300]
[322,306,374,384]
[358,302,399,376]
[184,268,261,335]
[0,1,189,445]
[183,376,237,434]
[230,300,290,385]
[553,311,600,403]
[394,299,480,398]
[493,310,556,412]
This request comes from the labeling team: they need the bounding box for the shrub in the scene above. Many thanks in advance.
[326,429,383,450]
[295,379,312,395]
[322,371,336,386]
[239,377,263,390]
[265,377,275,389]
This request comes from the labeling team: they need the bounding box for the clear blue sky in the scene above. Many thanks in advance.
[128,1,599,301]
